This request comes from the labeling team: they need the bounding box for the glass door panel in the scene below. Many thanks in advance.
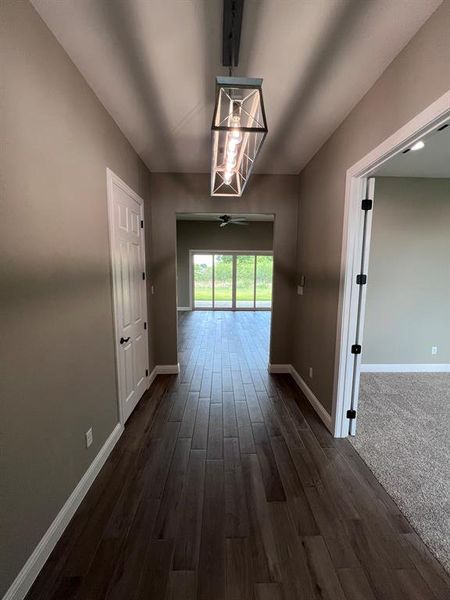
[193,254,213,308]
[214,255,233,308]
[255,255,273,308]
[236,255,255,308]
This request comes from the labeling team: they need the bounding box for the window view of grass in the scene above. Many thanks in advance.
[214,254,232,303]
[236,255,255,305]
[193,254,272,305]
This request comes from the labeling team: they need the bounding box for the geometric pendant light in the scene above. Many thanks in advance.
[211,76,268,197]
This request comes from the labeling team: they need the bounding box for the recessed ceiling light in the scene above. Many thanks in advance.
[411,140,425,151]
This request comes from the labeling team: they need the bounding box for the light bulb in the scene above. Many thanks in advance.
[226,148,237,160]
[224,172,232,185]
[231,129,242,143]
[226,156,237,169]
[411,140,425,151]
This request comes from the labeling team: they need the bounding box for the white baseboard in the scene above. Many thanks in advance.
[4,423,123,600]
[177,307,192,312]
[289,366,333,433]
[147,366,158,388]
[361,363,450,373]
[268,363,291,374]
[267,364,333,433]
[155,363,180,375]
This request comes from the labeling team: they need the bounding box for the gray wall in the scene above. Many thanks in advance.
[0,1,153,594]
[150,174,298,366]
[176,220,274,307]
[293,1,450,414]
[363,177,450,365]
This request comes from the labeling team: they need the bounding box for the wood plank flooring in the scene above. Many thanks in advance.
[26,311,450,600]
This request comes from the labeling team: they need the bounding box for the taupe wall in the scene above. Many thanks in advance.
[150,174,298,365]
[176,221,274,307]
[362,177,450,365]
[0,1,153,594]
[293,1,450,414]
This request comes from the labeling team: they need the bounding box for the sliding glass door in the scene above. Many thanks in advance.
[214,255,233,308]
[236,255,255,308]
[255,255,273,308]
[192,252,273,310]
[193,254,213,308]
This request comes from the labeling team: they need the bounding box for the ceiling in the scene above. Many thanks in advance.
[31,0,441,175]
[177,213,273,222]
[375,124,450,178]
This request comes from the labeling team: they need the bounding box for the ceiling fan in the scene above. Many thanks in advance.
[218,214,248,227]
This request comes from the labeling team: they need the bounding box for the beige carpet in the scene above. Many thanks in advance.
[350,372,450,573]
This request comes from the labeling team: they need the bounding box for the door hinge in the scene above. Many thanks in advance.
[142,272,145,280]
[144,322,147,330]
[347,409,357,419]
[356,274,367,285]
[361,198,373,211]
[145,368,149,377]
[351,344,362,354]
[140,220,144,229]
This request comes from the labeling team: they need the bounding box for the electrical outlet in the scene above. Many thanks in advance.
[297,285,304,296]
[309,367,313,379]
[431,346,438,355]
[85,428,93,448]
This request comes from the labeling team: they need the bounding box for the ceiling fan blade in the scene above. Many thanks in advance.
[220,221,228,227]
[231,221,248,225]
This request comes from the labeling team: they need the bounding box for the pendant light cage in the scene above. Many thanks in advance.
[211,77,268,197]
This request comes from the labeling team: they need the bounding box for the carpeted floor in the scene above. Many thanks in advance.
[350,372,450,573]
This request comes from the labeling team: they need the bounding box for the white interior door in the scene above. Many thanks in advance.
[107,169,149,423]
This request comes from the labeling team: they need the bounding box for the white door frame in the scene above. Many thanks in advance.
[189,249,273,311]
[106,168,150,425]
[332,91,450,438]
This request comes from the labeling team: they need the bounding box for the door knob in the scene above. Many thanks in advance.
[120,336,130,345]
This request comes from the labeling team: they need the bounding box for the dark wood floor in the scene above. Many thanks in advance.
[26,311,450,600]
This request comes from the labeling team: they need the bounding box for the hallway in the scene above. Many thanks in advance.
[25,311,450,599]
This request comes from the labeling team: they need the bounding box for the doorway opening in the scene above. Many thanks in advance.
[176,212,274,369]
[334,94,449,438]
[334,97,450,573]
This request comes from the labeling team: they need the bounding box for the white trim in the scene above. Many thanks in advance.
[333,91,450,438]
[361,363,450,373]
[268,363,291,374]
[3,424,123,600]
[154,364,180,375]
[106,168,150,425]
[268,364,333,432]
[177,307,192,312]
[289,366,333,432]
[147,366,158,387]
